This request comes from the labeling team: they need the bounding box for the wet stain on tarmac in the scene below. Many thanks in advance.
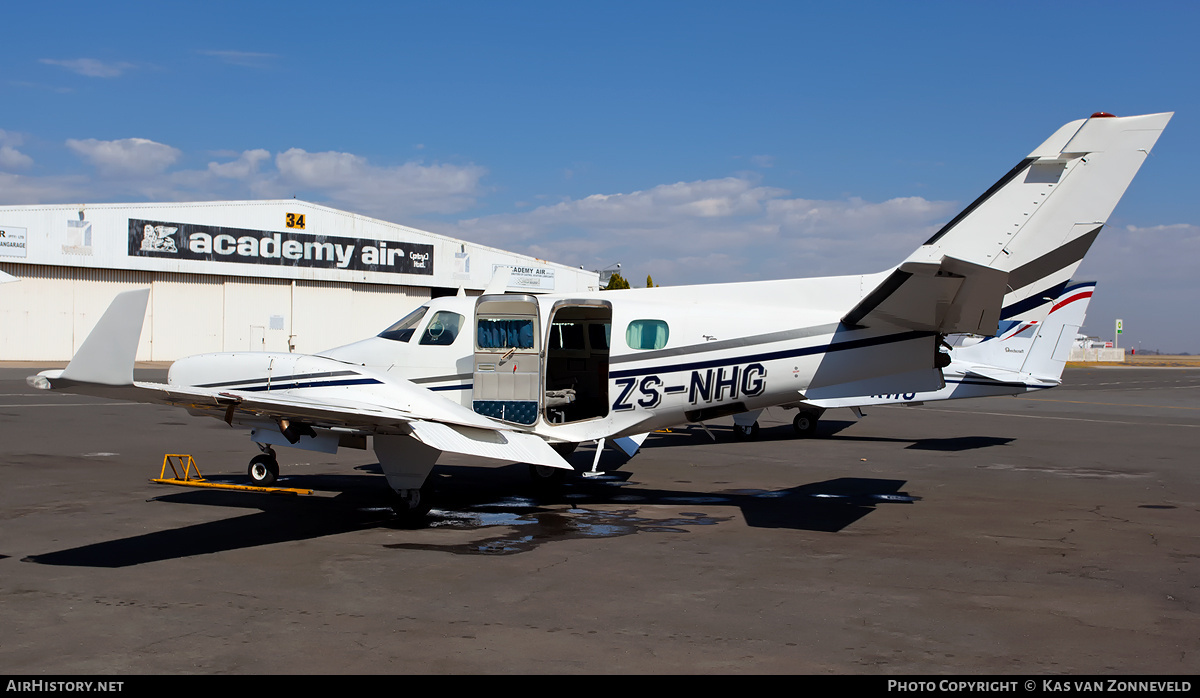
[385,505,730,555]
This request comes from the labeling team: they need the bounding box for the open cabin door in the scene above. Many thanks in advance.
[472,295,542,425]
[544,299,612,424]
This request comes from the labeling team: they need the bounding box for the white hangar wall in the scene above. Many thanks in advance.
[0,200,598,361]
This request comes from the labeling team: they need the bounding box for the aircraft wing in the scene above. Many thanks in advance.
[29,289,572,471]
[151,381,572,469]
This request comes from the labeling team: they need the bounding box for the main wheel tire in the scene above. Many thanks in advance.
[551,442,579,457]
[390,488,433,524]
[529,463,569,487]
[248,454,279,486]
[792,411,820,438]
[732,422,760,439]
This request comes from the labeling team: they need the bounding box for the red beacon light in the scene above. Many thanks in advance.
[1090,112,1117,118]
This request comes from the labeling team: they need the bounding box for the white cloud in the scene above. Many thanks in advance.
[275,148,487,216]
[1072,223,1200,352]
[66,137,182,177]
[8,137,486,218]
[0,130,33,170]
[39,58,134,78]
[207,149,272,179]
[443,177,955,284]
[0,172,92,205]
[0,146,32,170]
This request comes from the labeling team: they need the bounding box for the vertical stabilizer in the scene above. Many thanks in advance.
[907,112,1170,323]
[953,281,1095,379]
[59,288,150,386]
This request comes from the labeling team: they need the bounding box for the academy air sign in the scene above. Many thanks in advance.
[127,219,434,275]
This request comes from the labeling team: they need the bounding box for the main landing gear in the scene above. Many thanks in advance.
[248,445,280,486]
[728,408,825,440]
[732,422,761,439]
[390,487,433,523]
[792,408,823,438]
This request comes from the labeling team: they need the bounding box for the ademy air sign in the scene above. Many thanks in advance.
[127,219,434,275]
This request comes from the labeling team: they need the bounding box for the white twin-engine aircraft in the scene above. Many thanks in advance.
[30,112,1170,516]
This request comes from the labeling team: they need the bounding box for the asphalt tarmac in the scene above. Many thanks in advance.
[1,365,1197,674]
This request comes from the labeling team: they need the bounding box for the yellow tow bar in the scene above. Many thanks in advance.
[151,454,312,495]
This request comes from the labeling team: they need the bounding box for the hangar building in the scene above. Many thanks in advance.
[0,200,598,361]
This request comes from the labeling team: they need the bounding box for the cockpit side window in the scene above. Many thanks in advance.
[378,306,429,342]
[419,311,465,346]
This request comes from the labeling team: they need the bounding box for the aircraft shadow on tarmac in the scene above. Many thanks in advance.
[646,421,1015,452]
[20,419,1022,566]
[22,461,917,566]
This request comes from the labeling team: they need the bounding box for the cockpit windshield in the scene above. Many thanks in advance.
[378,306,429,342]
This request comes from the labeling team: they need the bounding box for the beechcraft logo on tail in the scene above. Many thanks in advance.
[139,224,179,253]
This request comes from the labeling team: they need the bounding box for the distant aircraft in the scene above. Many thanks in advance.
[29,112,1171,517]
[748,280,1096,438]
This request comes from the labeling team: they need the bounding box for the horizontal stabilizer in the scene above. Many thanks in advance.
[804,367,945,407]
[843,256,1008,335]
[961,365,1031,384]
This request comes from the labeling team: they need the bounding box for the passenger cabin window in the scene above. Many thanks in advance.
[549,322,586,351]
[419,311,465,346]
[477,318,535,349]
[626,319,669,350]
[378,306,429,342]
[588,323,611,351]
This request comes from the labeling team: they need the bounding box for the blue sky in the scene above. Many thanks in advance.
[3,1,1197,350]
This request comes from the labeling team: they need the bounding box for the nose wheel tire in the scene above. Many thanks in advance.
[248,454,280,486]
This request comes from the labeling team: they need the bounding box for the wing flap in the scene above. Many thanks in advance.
[408,420,572,469]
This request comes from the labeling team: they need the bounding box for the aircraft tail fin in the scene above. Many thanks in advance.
[56,288,150,386]
[906,112,1169,327]
[483,266,512,295]
[953,281,1095,380]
